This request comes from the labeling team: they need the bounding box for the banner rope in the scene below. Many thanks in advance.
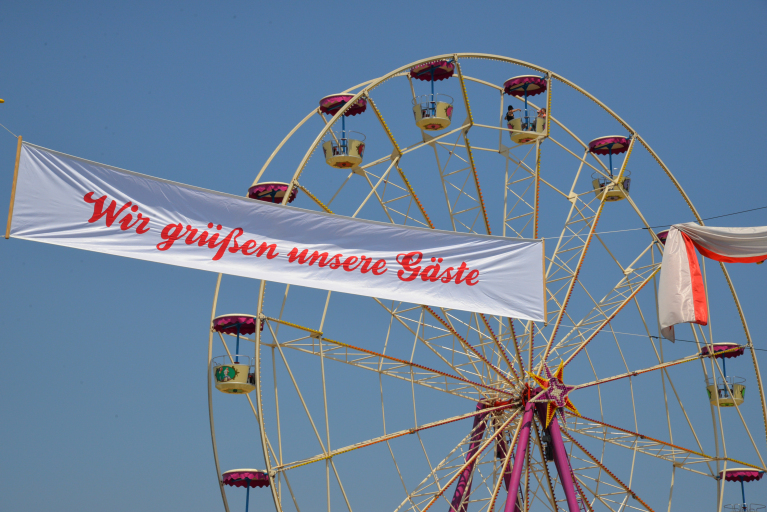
[0,121,17,139]
[542,204,767,241]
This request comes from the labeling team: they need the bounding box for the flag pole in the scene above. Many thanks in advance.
[5,135,22,239]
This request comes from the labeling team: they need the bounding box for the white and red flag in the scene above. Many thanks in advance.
[659,223,767,341]
[6,143,546,321]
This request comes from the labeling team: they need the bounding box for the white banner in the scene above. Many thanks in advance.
[8,143,545,320]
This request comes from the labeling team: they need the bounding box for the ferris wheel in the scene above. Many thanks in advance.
[206,54,767,512]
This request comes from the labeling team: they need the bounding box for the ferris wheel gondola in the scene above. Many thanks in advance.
[703,342,749,407]
[223,469,270,512]
[319,94,368,169]
[211,314,260,394]
[248,182,298,204]
[410,60,455,131]
[504,75,547,144]
[588,135,632,201]
[719,468,764,511]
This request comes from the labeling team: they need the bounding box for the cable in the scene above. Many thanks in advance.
[541,226,645,240]
[558,323,767,352]
[0,121,17,139]
[542,204,767,240]
[641,205,767,230]
[648,335,767,352]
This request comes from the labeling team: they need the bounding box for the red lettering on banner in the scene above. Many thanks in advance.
[420,257,443,282]
[288,248,327,266]
[255,242,279,259]
[157,223,187,251]
[439,266,454,283]
[359,256,375,273]
[156,222,280,261]
[124,213,151,234]
[371,259,387,275]
[286,248,387,276]
[83,192,151,234]
[239,239,279,258]
[395,252,478,285]
[396,252,422,281]
[117,205,149,233]
[205,224,224,250]
[186,224,212,246]
[342,256,360,272]
[328,254,343,269]
[227,229,244,254]
[240,239,258,255]
[81,193,483,285]
[465,269,480,286]
[454,262,470,284]
[286,249,345,268]
[211,227,243,261]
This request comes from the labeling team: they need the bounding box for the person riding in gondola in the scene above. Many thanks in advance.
[537,107,547,130]
[505,105,521,122]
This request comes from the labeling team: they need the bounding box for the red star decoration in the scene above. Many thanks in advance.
[528,362,580,427]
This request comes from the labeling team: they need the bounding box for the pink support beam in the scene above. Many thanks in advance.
[450,399,582,512]
[449,403,489,512]
[536,404,581,512]
[503,401,535,512]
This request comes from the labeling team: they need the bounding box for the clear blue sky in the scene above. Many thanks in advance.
[1,1,766,511]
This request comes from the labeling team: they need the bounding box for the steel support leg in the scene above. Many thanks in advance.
[537,405,580,512]
[503,401,535,512]
[449,402,489,512]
